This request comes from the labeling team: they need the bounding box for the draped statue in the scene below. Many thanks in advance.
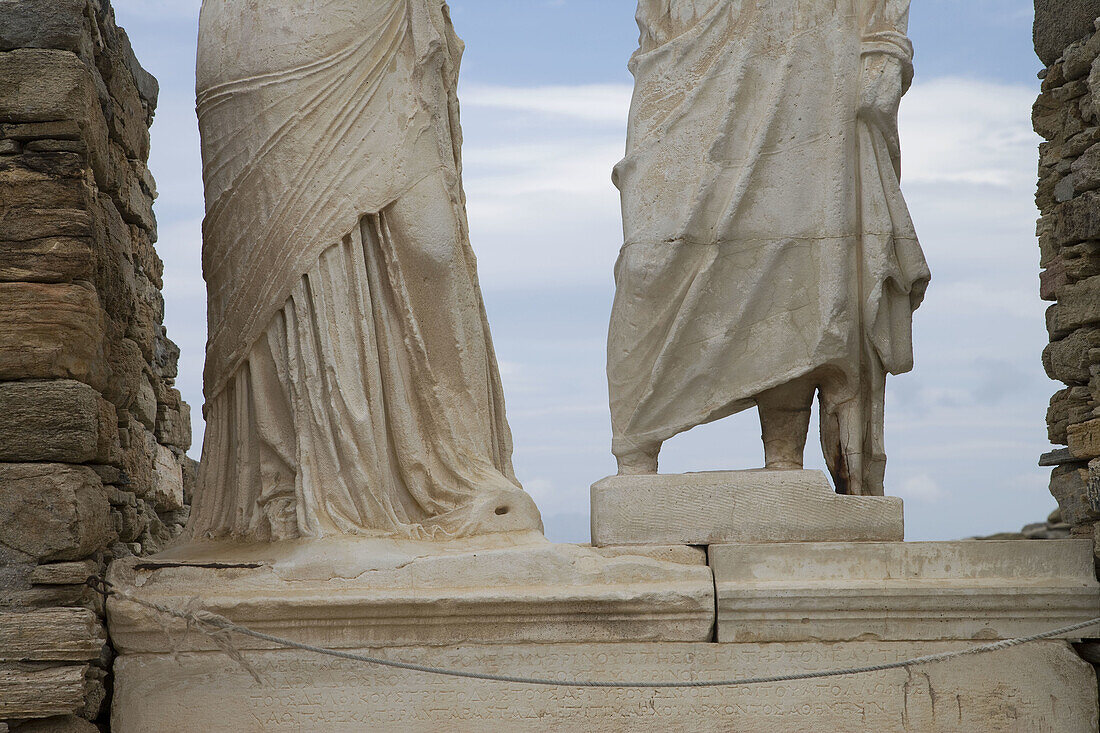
[183,0,542,543]
[608,0,931,496]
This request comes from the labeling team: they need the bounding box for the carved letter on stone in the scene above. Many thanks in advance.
[607,0,931,495]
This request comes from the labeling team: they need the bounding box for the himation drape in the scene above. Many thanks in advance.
[184,0,541,541]
[608,0,930,494]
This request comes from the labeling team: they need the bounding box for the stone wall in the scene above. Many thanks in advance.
[1033,0,1100,700]
[0,1,193,730]
[1034,7,1100,570]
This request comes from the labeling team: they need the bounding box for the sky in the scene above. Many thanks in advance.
[111,0,1052,543]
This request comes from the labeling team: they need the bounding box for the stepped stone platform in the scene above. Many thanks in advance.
[107,475,1100,732]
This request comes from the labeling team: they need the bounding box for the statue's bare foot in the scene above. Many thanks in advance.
[616,450,658,475]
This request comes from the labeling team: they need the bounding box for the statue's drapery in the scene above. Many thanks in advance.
[608,0,930,494]
[186,0,541,541]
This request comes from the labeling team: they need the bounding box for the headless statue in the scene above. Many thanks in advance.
[184,0,542,543]
[607,0,930,495]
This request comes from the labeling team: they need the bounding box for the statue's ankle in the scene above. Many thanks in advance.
[763,441,805,471]
[764,458,804,471]
[616,449,659,475]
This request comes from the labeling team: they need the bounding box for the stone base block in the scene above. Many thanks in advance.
[106,533,715,654]
[713,539,1100,642]
[111,641,1097,732]
[590,470,903,546]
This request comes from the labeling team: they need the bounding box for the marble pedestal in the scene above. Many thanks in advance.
[107,533,715,653]
[112,642,1097,732]
[107,514,1100,731]
[713,539,1100,643]
[590,470,904,546]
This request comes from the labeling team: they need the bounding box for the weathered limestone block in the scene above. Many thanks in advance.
[12,716,100,733]
[80,666,105,722]
[1062,239,1100,281]
[0,464,109,562]
[712,540,1100,643]
[1056,191,1100,248]
[90,6,158,114]
[1044,327,1097,383]
[0,609,105,663]
[590,470,903,546]
[92,193,136,307]
[0,238,94,284]
[0,0,87,54]
[1088,457,1100,517]
[1056,170,1077,202]
[0,539,35,586]
[0,51,108,184]
[129,375,157,431]
[109,495,147,546]
[1033,94,1062,144]
[107,538,716,654]
[180,455,198,507]
[0,151,87,211]
[131,226,163,290]
[1066,122,1100,157]
[1048,386,1096,444]
[1071,140,1100,193]
[589,544,707,565]
[29,560,98,586]
[24,140,87,154]
[118,424,155,501]
[1065,31,1100,81]
[126,272,163,361]
[0,283,106,389]
[0,665,87,720]
[0,380,118,464]
[103,145,154,230]
[111,642,1097,732]
[1068,415,1100,458]
[0,208,92,242]
[103,337,146,416]
[1051,462,1100,524]
[155,400,191,451]
[1041,255,1068,299]
[1047,273,1100,338]
[150,444,184,512]
[97,45,151,161]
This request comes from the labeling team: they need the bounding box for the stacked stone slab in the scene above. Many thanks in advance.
[0,1,192,730]
[1033,2,1100,574]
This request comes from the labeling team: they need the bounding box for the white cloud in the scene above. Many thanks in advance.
[461,83,633,124]
[900,77,1038,188]
[897,474,946,502]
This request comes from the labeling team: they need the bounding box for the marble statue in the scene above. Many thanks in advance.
[607,0,932,496]
[183,0,542,543]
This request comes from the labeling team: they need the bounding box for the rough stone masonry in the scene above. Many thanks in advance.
[1033,0,1100,705]
[1033,1,1100,570]
[0,1,193,731]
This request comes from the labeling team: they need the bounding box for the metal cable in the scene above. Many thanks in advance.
[95,578,1100,689]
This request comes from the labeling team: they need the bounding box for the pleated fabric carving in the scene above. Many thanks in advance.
[186,0,542,542]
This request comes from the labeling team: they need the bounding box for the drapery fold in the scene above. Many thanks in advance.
[197,0,463,401]
[185,0,541,541]
[608,0,929,493]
